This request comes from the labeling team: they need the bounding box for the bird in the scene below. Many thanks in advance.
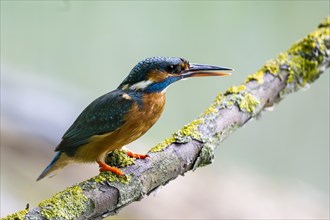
[37,57,232,181]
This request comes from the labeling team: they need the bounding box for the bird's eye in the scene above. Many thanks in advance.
[167,64,181,73]
[168,65,175,71]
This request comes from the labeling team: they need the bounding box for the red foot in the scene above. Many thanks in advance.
[97,160,124,176]
[126,150,149,159]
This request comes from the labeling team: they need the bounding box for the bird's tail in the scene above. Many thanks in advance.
[36,152,70,181]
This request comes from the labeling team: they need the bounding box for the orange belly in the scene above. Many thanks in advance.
[73,93,166,162]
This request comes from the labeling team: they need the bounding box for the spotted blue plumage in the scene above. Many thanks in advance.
[118,57,187,89]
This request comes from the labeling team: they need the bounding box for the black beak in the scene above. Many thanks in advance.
[181,63,233,78]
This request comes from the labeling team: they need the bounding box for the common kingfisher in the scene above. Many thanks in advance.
[37,57,232,181]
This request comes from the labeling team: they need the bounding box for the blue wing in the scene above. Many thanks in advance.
[55,89,138,156]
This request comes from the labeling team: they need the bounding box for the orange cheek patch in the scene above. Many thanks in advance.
[148,70,168,82]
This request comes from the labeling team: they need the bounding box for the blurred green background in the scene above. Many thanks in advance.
[1,1,329,219]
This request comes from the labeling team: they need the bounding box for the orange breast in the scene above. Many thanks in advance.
[74,93,166,162]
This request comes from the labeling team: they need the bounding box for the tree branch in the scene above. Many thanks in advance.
[4,17,329,220]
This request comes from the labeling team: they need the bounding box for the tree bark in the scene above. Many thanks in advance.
[3,17,329,220]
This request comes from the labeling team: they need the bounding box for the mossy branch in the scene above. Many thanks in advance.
[3,17,329,220]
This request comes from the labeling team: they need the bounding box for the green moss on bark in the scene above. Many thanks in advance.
[105,149,135,167]
[93,171,130,184]
[2,209,28,220]
[38,185,87,220]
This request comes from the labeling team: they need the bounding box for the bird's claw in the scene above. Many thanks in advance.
[97,160,124,176]
[126,150,149,159]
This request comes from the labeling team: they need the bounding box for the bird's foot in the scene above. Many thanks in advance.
[97,160,124,176]
[126,150,149,159]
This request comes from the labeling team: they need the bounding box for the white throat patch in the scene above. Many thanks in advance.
[130,80,154,90]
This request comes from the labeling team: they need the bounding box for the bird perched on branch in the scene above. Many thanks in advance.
[37,57,232,181]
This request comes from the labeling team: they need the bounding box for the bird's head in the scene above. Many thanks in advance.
[118,57,233,93]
